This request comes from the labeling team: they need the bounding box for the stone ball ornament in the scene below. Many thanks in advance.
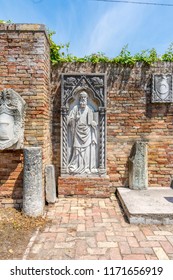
[0,89,26,150]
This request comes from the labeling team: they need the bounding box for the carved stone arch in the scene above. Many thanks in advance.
[69,86,101,112]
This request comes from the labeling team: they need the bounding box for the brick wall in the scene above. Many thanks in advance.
[0,24,51,207]
[51,63,173,196]
[1,24,173,204]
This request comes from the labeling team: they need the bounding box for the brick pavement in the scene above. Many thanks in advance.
[23,196,173,260]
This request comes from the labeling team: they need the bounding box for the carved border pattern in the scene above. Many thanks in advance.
[99,107,106,173]
[61,107,68,174]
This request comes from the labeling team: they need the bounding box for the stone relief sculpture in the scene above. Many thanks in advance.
[152,74,173,103]
[68,91,98,174]
[61,74,106,176]
[0,89,26,150]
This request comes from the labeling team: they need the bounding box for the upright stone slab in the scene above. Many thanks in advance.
[61,74,106,176]
[45,165,56,203]
[23,147,43,216]
[129,141,148,190]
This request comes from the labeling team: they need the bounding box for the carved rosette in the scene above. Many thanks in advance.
[0,89,26,150]
[152,74,173,103]
[61,74,106,176]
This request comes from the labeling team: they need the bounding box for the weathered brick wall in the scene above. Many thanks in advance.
[1,24,173,203]
[51,63,173,196]
[0,24,51,207]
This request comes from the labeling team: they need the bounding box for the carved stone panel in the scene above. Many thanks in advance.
[0,89,26,150]
[61,74,106,176]
[152,74,173,103]
[129,141,148,190]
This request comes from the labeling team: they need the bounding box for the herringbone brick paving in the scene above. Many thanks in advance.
[23,196,173,260]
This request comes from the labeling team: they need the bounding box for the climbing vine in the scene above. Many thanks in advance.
[48,31,173,65]
[1,21,173,65]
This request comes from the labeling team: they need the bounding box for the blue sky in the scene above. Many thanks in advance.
[0,0,173,57]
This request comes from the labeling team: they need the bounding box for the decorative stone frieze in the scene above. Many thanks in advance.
[129,141,148,190]
[0,88,25,150]
[61,74,106,176]
[152,74,173,103]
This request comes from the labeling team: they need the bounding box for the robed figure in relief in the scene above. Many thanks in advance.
[67,91,98,174]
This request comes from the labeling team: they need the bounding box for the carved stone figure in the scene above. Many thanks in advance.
[68,91,98,174]
[152,74,173,103]
[61,74,106,176]
[0,89,26,150]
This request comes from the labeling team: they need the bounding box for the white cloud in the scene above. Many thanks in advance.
[85,3,147,56]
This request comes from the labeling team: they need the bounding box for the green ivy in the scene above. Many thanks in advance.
[1,21,173,65]
[48,31,173,65]
[0,19,12,23]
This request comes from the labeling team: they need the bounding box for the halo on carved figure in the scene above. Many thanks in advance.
[0,89,26,150]
[68,86,100,112]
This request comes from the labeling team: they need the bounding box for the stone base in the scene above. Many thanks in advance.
[58,176,111,197]
[117,187,173,225]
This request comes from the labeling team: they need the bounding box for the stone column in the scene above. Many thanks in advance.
[129,141,148,190]
[45,164,56,203]
[23,147,44,216]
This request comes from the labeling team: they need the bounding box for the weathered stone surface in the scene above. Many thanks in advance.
[129,141,148,190]
[0,23,51,207]
[23,147,43,217]
[117,187,173,225]
[152,74,173,103]
[61,74,106,176]
[0,88,25,150]
[45,165,56,203]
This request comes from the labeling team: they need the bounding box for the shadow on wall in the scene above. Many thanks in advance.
[0,150,23,201]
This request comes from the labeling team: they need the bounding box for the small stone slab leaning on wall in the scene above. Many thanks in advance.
[23,147,44,217]
[129,141,148,190]
[45,164,56,204]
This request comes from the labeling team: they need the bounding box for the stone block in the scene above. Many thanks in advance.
[23,147,44,217]
[45,164,56,203]
[152,74,173,103]
[129,141,148,190]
